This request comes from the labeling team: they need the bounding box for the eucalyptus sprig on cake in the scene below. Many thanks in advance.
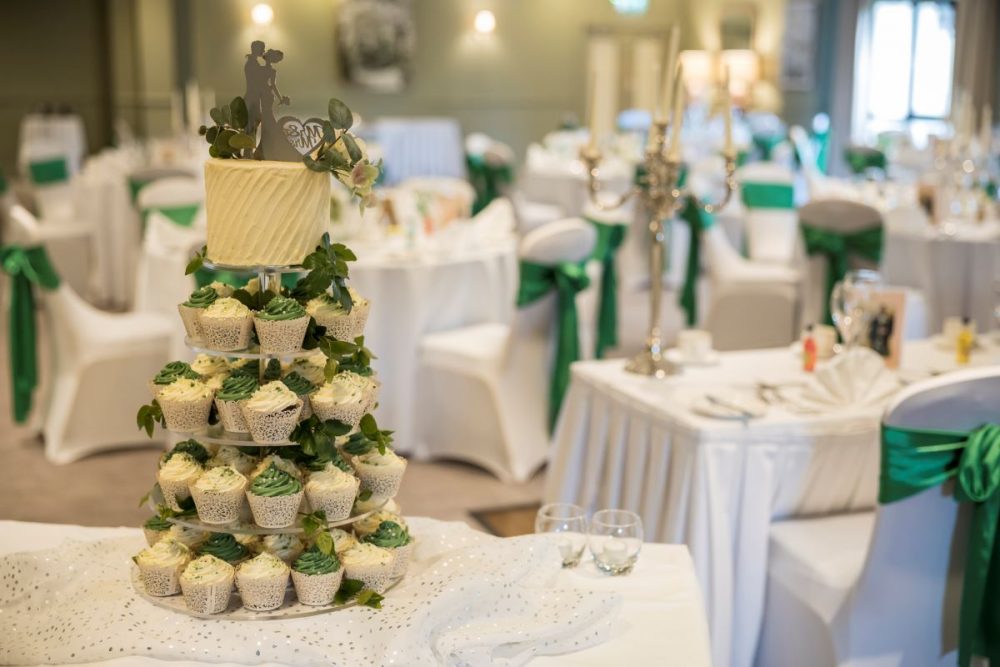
[302,99,381,207]
[198,97,257,159]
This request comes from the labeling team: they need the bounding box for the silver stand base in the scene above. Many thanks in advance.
[624,348,682,378]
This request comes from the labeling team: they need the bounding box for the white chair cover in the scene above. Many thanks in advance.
[736,162,798,265]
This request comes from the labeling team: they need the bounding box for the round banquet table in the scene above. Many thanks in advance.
[348,240,519,452]
[545,338,1000,667]
[882,220,1000,333]
[0,518,712,667]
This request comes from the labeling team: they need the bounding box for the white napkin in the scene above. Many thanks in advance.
[791,347,900,410]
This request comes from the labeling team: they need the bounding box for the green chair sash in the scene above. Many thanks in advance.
[0,245,61,423]
[28,158,69,186]
[142,204,200,228]
[741,182,794,209]
[584,218,627,358]
[813,129,830,175]
[880,423,1000,667]
[517,260,590,432]
[800,224,883,324]
[466,154,513,216]
[844,146,888,175]
[752,133,785,160]
[677,199,714,327]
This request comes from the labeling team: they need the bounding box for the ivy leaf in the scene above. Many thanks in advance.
[328,98,353,130]
[136,400,165,438]
[209,107,225,125]
[300,317,327,351]
[324,356,339,382]
[185,246,207,275]
[357,589,384,609]
[342,133,363,163]
[316,531,334,556]
[229,133,256,151]
[359,413,378,439]
[334,578,365,605]
[230,96,249,129]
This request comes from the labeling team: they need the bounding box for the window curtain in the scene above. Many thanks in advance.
[952,0,999,111]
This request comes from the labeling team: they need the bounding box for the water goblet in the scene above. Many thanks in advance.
[589,509,643,575]
[535,503,588,568]
[830,269,882,349]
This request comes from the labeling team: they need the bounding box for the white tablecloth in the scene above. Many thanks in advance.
[883,222,1000,333]
[545,339,999,667]
[0,519,711,667]
[348,241,519,452]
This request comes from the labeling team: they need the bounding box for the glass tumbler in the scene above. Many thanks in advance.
[535,503,588,567]
[589,509,643,575]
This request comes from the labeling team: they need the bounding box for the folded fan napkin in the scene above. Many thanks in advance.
[0,517,620,666]
[792,347,900,410]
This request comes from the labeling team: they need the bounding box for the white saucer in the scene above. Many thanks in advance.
[666,349,720,367]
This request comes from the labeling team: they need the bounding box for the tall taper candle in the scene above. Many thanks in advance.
[668,63,685,161]
[722,67,733,157]
[981,104,993,155]
[587,69,598,151]
[658,26,680,123]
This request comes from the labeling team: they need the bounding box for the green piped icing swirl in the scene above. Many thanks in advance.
[250,464,302,497]
[256,295,307,321]
[199,533,250,563]
[216,375,259,402]
[144,515,172,532]
[163,439,210,465]
[153,361,200,386]
[362,521,410,548]
[183,285,219,309]
[293,545,339,575]
[281,372,314,396]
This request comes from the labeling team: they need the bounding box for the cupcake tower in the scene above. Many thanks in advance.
[133,250,411,618]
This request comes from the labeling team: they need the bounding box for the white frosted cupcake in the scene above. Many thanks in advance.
[142,515,173,546]
[190,353,230,380]
[306,288,370,341]
[254,295,310,354]
[201,297,253,351]
[190,465,247,524]
[305,467,360,522]
[330,528,358,555]
[261,533,305,565]
[340,543,394,593]
[284,352,327,386]
[242,381,303,444]
[246,463,305,528]
[354,495,400,517]
[310,372,372,427]
[291,546,343,606]
[206,446,258,477]
[361,520,414,579]
[235,552,290,611]
[134,538,191,596]
[180,554,235,614]
[213,375,258,434]
[165,524,208,549]
[352,449,407,499]
[158,378,214,433]
[157,452,203,512]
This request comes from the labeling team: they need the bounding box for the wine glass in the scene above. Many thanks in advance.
[589,509,643,575]
[830,269,883,349]
[535,503,588,568]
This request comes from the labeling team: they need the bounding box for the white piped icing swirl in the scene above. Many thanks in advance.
[181,554,234,585]
[192,465,246,493]
[238,552,290,579]
[136,538,191,568]
[202,297,251,320]
[159,378,213,402]
[341,543,392,568]
[245,381,299,413]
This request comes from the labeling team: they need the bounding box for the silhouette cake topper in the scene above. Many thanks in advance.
[243,40,324,161]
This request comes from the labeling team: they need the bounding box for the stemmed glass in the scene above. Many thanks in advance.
[589,509,643,575]
[830,269,882,349]
[534,503,588,568]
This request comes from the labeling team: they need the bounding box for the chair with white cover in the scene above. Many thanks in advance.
[701,219,800,350]
[797,199,928,337]
[736,162,799,265]
[756,366,998,667]
[6,205,172,463]
[414,219,597,482]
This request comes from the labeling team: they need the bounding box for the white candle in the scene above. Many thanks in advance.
[557,536,575,561]
[586,69,598,151]
[602,538,629,566]
[981,104,993,155]
[169,90,183,137]
[668,63,685,161]
[722,67,733,157]
[659,26,680,123]
[185,79,201,134]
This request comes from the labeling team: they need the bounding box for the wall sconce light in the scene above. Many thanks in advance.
[679,50,715,100]
[251,3,274,26]
[474,10,496,35]
[720,49,760,102]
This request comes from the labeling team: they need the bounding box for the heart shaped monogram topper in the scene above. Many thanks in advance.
[279,116,326,157]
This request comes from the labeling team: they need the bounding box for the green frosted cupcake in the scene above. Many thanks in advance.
[281,371,315,421]
[198,532,251,564]
[214,374,258,434]
[291,546,343,606]
[143,514,173,546]
[246,463,304,528]
[178,285,219,343]
[148,361,201,399]
[362,520,413,579]
[254,295,309,354]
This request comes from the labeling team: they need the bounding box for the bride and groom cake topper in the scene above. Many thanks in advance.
[244,40,325,161]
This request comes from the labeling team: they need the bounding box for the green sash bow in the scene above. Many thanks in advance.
[814,129,830,174]
[800,224,883,324]
[880,423,1000,667]
[741,182,794,209]
[28,158,69,185]
[677,199,714,326]
[466,154,513,216]
[585,218,627,358]
[142,204,200,228]
[844,146,887,175]
[517,260,590,432]
[0,245,61,423]
[752,133,785,160]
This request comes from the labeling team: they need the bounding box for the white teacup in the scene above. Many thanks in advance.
[678,329,713,362]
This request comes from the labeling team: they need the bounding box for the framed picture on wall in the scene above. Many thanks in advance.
[336,0,415,93]
[780,0,818,91]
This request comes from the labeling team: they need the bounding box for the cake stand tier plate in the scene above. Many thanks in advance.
[130,566,402,620]
[167,424,298,447]
[185,337,317,361]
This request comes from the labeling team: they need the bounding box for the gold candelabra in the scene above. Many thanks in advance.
[580,119,737,377]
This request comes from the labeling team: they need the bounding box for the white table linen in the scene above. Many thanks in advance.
[883,221,1000,332]
[348,240,519,452]
[545,339,999,667]
[0,519,712,667]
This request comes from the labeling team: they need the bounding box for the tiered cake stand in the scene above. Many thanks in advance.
[133,262,405,620]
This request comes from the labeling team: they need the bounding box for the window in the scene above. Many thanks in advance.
[854,0,956,146]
